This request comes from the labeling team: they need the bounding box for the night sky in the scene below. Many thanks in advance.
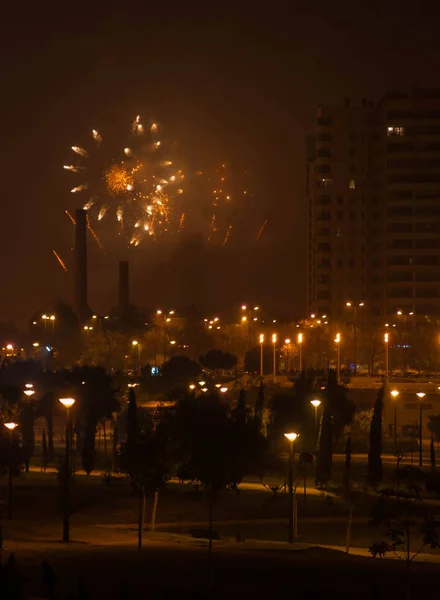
[3,1,440,325]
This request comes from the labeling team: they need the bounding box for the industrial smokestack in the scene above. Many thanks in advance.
[118,260,130,318]
[74,208,89,321]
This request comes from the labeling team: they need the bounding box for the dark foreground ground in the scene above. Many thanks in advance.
[2,535,440,600]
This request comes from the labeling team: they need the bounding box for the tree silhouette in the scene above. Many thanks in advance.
[161,356,201,381]
[199,349,237,375]
[368,386,384,485]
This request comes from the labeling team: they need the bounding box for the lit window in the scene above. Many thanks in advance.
[387,126,405,137]
[349,179,356,190]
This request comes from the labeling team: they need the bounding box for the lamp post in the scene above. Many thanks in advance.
[297,333,303,372]
[157,309,174,365]
[272,333,277,382]
[384,332,390,388]
[132,340,141,374]
[335,333,341,382]
[4,422,17,519]
[50,314,56,333]
[284,339,291,372]
[397,310,414,375]
[345,301,364,376]
[284,432,299,543]
[59,397,75,542]
[259,334,264,376]
[390,389,399,447]
[417,392,426,467]
[310,399,321,426]
[241,305,259,349]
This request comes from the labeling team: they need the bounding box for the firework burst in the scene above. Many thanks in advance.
[64,116,184,245]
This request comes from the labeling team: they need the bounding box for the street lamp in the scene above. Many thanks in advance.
[384,333,389,387]
[259,334,264,376]
[59,397,75,542]
[390,389,399,447]
[297,333,303,372]
[198,381,206,386]
[345,301,364,376]
[4,422,17,519]
[284,432,299,543]
[50,315,56,332]
[189,384,196,390]
[416,392,426,467]
[220,387,228,393]
[310,399,321,425]
[241,305,259,348]
[334,333,341,382]
[23,389,35,398]
[272,333,277,382]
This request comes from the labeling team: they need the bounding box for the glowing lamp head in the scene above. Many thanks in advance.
[272,333,277,344]
[6,344,13,350]
[310,399,321,408]
[24,390,35,397]
[284,432,299,442]
[241,316,247,322]
[220,387,228,393]
[32,342,39,347]
[198,381,206,386]
[298,333,303,344]
[384,333,389,343]
[346,302,352,307]
[25,383,33,389]
[285,338,291,344]
[241,305,247,310]
[416,392,426,399]
[201,387,208,393]
[132,340,138,346]
[4,422,17,431]
[335,333,341,343]
[189,384,196,390]
[59,398,75,409]
[391,390,399,398]
[259,334,264,344]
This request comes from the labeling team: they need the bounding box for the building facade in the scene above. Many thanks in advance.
[307,90,440,324]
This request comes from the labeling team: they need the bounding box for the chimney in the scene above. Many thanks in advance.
[74,208,89,321]
[118,260,130,317]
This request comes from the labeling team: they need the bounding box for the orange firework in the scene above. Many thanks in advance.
[52,250,68,272]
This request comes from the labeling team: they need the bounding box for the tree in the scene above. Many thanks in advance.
[199,349,237,375]
[254,380,265,432]
[161,356,201,381]
[232,388,246,424]
[369,483,440,599]
[431,436,436,470]
[368,386,384,485]
[65,366,119,474]
[427,414,440,444]
[119,422,172,550]
[127,388,138,450]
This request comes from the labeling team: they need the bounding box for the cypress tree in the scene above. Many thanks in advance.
[431,435,436,470]
[233,388,246,424]
[368,386,384,484]
[82,419,96,475]
[255,380,264,424]
[127,388,138,448]
[42,428,48,473]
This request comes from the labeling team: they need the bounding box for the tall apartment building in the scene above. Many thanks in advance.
[307,89,440,323]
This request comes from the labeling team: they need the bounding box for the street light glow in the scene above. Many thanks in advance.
[384,333,389,343]
[284,432,299,442]
[391,390,399,398]
[335,333,341,343]
[272,333,277,344]
[4,422,17,431]
[198,381,206,386]
[132,340,139,346]
[59,398,75,409]
[241,305,247,310]
[220,387,228,393]
[285,338,291,344]
[298,333,303,344]
[416,392,426,399]
[24,390,35,397]
[310,399,321,408]
[259,334,264,343]
[189,384,196,390]
[32,342,39,347]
